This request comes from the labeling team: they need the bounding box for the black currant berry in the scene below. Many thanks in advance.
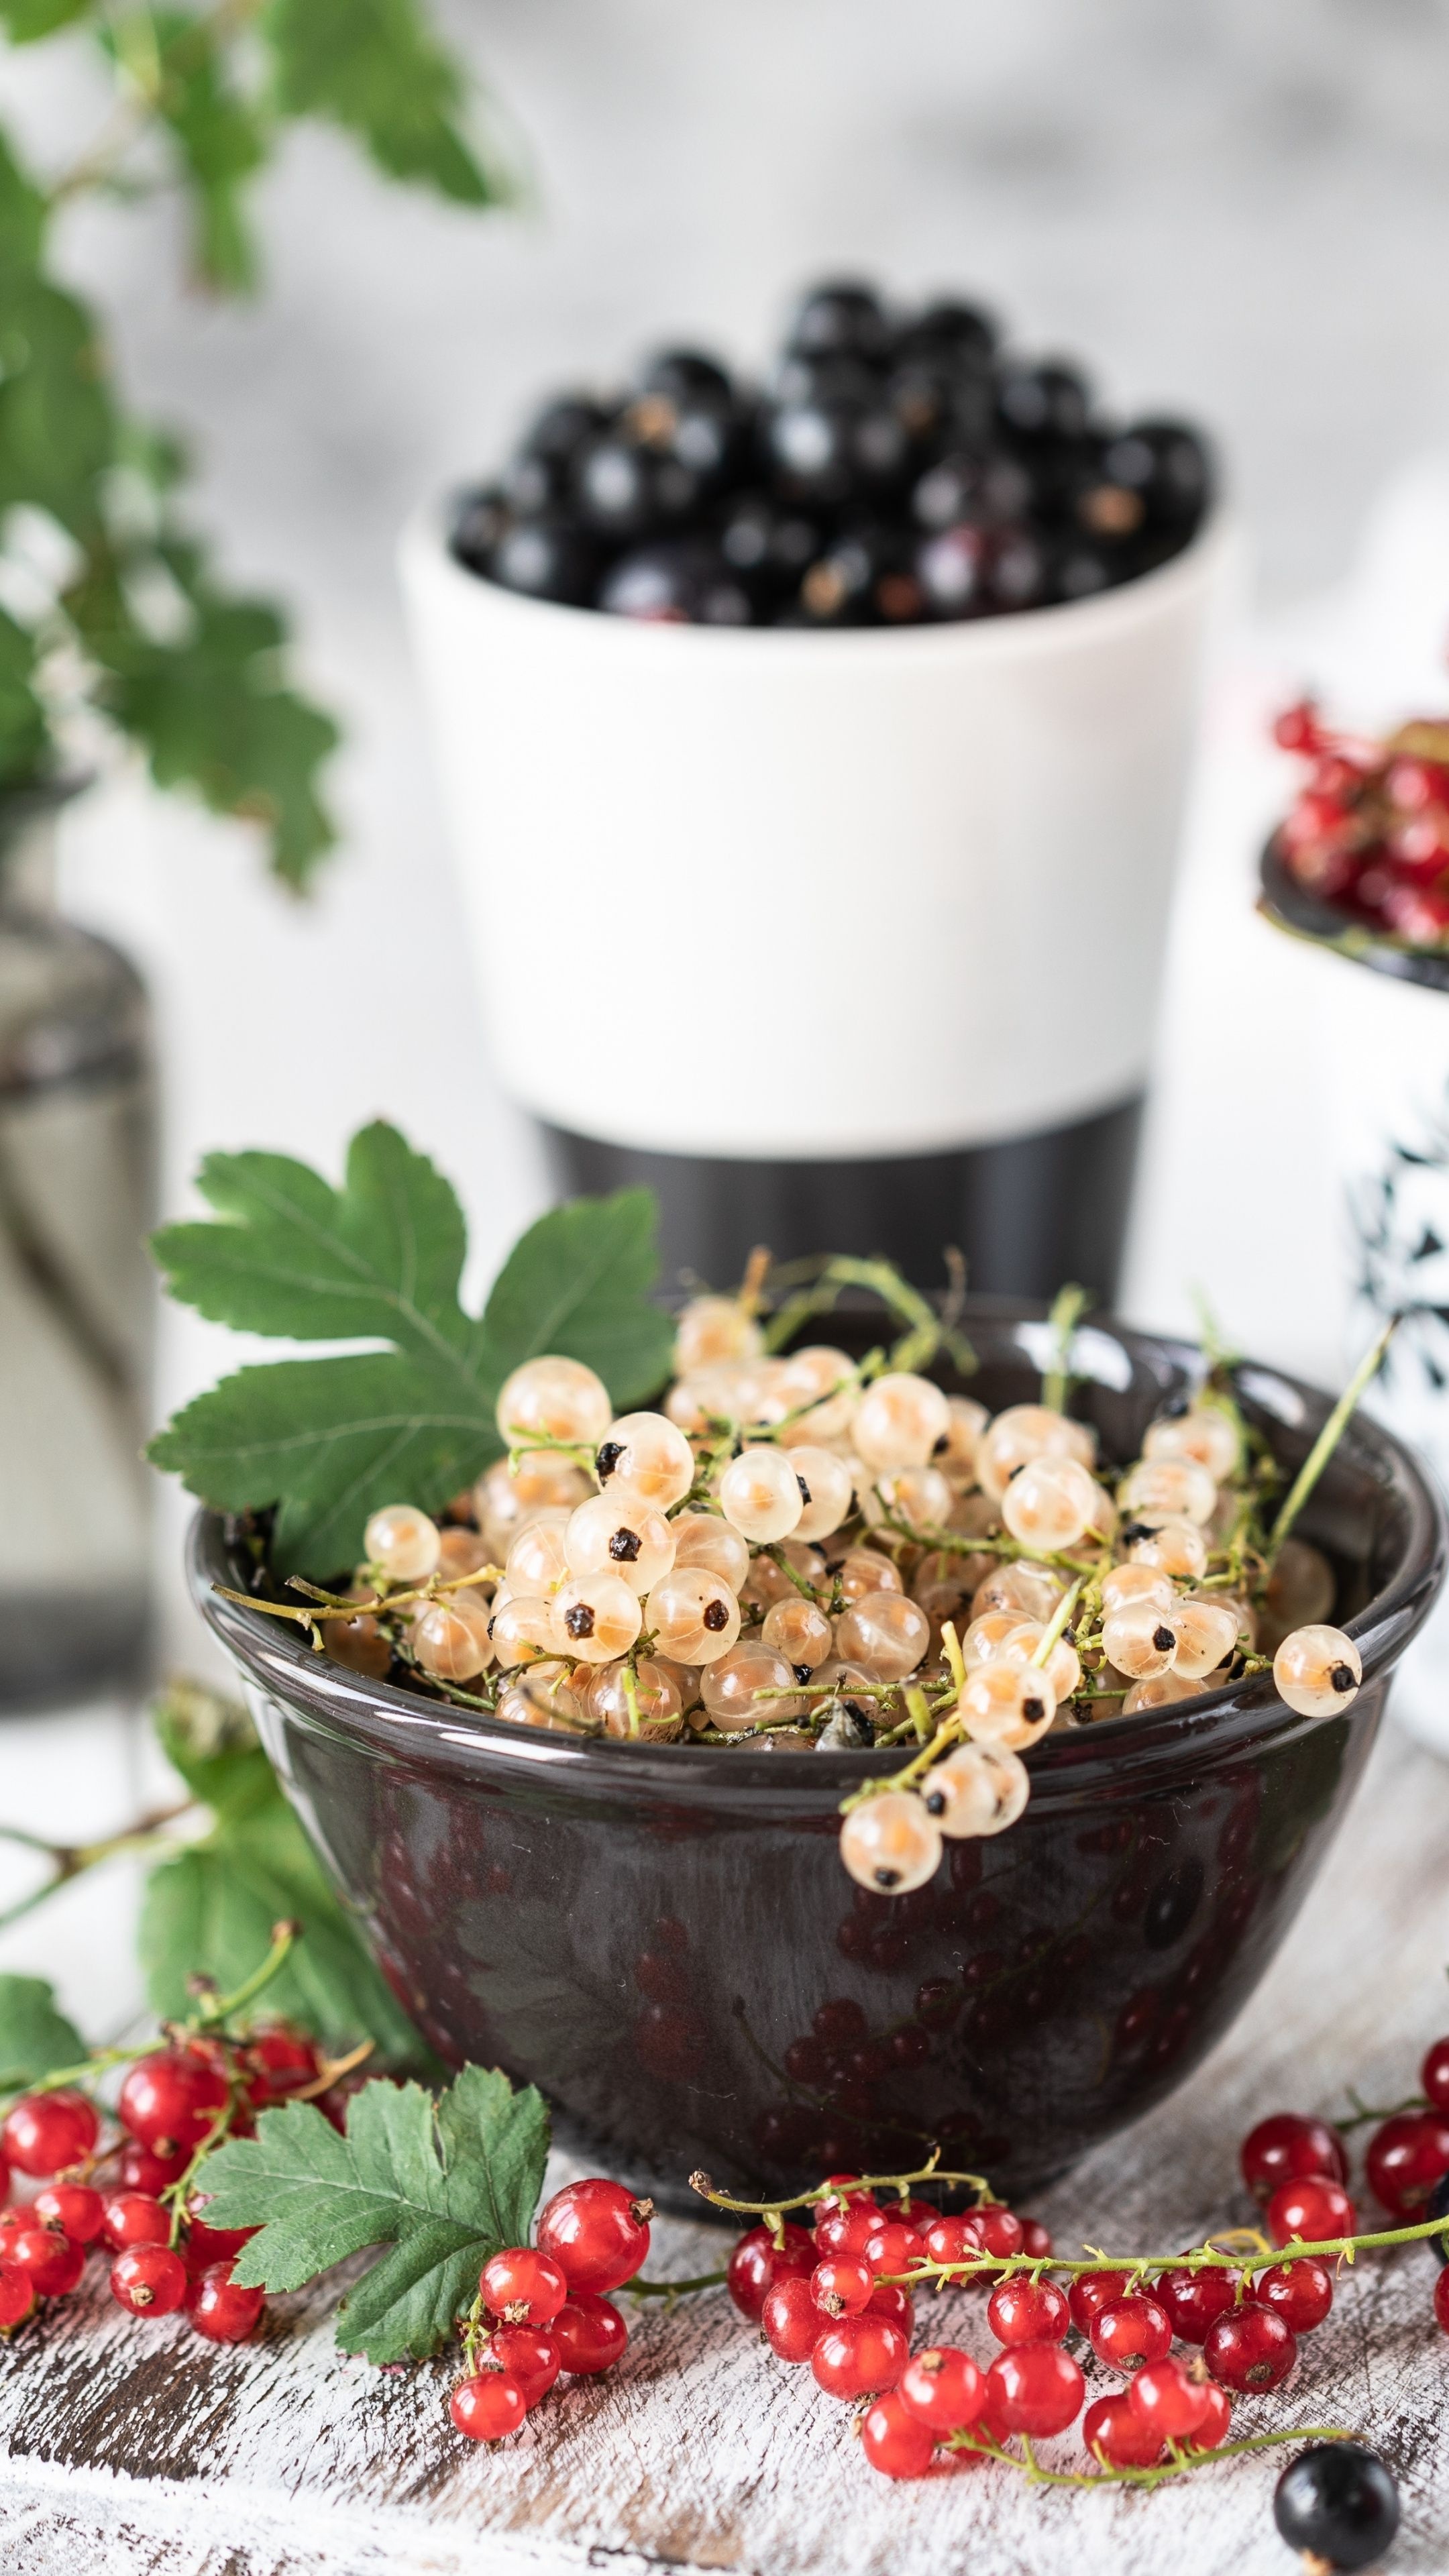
[761,390,909,508]
[912,450,1032,533]
[572,433,700,539]
[785,278,892,366]
[488,514,600,606]
[450,485,511,574]
[597,540,753,626]
[1272,2443,1400,2572]
[987,525,1051,612]
[1100,418,1213,528]
[717,492,820,598]
[1053,537,1119,602]
[914,523,989,620]
[798,527,922,627]
[520,394,613,470]
[996,360,1092,443]
[894,297,997,370]
[635,347,735,407]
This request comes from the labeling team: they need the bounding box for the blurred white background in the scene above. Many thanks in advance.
[6,0,1449,1673]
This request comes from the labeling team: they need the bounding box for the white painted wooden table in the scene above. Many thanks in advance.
[1,1713,1448,2576]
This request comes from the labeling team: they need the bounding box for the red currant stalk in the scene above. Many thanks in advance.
[949,2422,1364,2493]
[688,2157,995,2233]
[881,2209,1449,2298]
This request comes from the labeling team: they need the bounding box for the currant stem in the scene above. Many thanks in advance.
[948,2422,1358,2493]
[1338,2087,1428,2133]
[1042,1283,1089,1415]
[883,2210,1449,2292]
[625,2268,730,2301]
[690,2160,993,2226]
[1264,1316,1397,1568]
[193,1921,300,2029]
[0,1802,195,1935]
[1031,1578,1082,1669]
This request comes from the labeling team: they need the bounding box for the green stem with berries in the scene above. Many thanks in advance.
[949,2423,1358,2493]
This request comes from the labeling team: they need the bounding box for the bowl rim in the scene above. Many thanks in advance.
[189,1307,1446,1806]
[1258,833,1449,996]
[400,498,1234,667]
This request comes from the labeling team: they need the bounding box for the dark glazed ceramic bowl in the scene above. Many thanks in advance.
[1259,833,1449,994]
[191,1303,1446,2213]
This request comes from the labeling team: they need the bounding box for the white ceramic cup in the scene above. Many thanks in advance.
[400,506,1233,1172]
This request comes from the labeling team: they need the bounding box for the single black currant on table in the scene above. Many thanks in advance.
[1273,2445,1400,2572]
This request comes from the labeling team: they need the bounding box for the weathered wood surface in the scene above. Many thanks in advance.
[3,1722,1449,2576]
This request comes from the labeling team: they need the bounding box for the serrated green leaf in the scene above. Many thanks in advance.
[146,10,270,292]
[0,1974,86,2092]
[0,0,91,44]
[148,1124,669,1575]
[151,1677,278,1823]
[196,2065,549,2361]
[265,0,501,206]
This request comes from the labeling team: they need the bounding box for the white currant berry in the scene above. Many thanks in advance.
[1126,1516,1208,1580]
[1000,1619,1082,1701]
[669,1511,751,1593]
[788,1446,855,1542]
[961,1610,1021,1668]
[496,1658,593,1731]
[937,1395,989,1484]
[664,1366,751,1435]
[489,1594,557,1668]
[869,1463,953,1534]
[551,1571,643,1663]
[911,1549,977,1628]
[977,1404,1095,1502]
[761,1595,834,1670]
[564,1486,676,1597]
[1100,1562,1175,1616]
[364,1505,441,1585]
[645,1566,742,1664]
[702,1641,803,1731]
[495,1355,612,1449]
[1260,1538,1336,1649]
[504,1509,573,1598]
[971,1560,1065,1625]
[598,1411,695,1512]
[1000,1455,1099,1554]
[718,1445,804,1544]
[652,1652,702,1711]
[1101,1599,1182,1680]
[1144,1404,1240,1482]
[839,1791,942,1894]
[473,1455,590,1559]
[437,1527,493,1582]
[776,1345,857,1443]
[1171,1595,1240,1680]
[1119,1455,1217,1527]
[412,1599,495,1680]
[835,1548,904,1603]
[834,1591,931,1682]
[1122,1672,1199,1714]
[921,1741,1030,1837]
[851,1372,951,1472]
[957,1660,1057,1748]
[584,1656,684,1740]
[672,1295,764,1377]
[1273,1623,1362,1715]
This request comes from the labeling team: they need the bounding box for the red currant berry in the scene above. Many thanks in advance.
[987,2343,1085,2438]
[182,2213,258,2276]
[986,2277,1069,2347]
[1434,2269,1449,2337]
[186,2265,266,2343]
[1,2088,99,2179]
[241,2026,319,2106]
[1275,700,1323,755]
[761,2273,820,2362]
[9,2226,85,2298]
[974,2206,1026,2259]
[1240,2112,1348,2204]
[726,2222,814,2321]
[119,2051,229,2158]
[1204,2302,1297,2392]
[1366,2111,1449,2219]
[486,2323,559,2407]
[861,2218,924,2274]
[898,2344,985,2434]
[1266,2176,1356,2247]
[860,2389,934,2479]
[111,2243,188,2316]
[480,2245,569,2327]
[1155,2264,1238,2344]
[1255,2258,1333,2333]
[1128,2357,1212,2443]
[865,2279,914,2330]
[1191,2381,1232,2448]
[32,2184,103,2245]
[536,2179,653,2294]
[551,2290,627,2375]
[1068,2269,1131,2334]
[1083,2392,1165,2469]
[1421,2037,1449,2112]
[117,2139,190,2195]
[814,2200,880,2260]
[449,2370,527,2440]
[0,2255,35,2330]
[920,2215,977,2269]
[102,2192,170,2253]
[812,2314,908,2399]
[1020,2220,1053,2259]
[1091,2294,1172,2372]
[816,2174,875,2216]
[810,2256,872,2317]
[895,2196,938,2231]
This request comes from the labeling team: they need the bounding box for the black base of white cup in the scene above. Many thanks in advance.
[541,1093,1144,1301]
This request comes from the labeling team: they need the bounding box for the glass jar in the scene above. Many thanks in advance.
[0,786,157,1710]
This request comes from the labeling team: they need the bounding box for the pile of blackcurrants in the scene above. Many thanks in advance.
[449,278,1214,627]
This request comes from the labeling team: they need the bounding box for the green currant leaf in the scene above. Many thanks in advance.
[264,0,504,207]
[0,1975,87,2093]
[0,603,49,788]
[150,1677,279,1825]
[194,2065,549,2362]
[0,0,93,44]
[148,1124,670,1575]
[144,11,271,293]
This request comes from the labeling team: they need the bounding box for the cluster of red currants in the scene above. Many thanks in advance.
[447,2179,652,2442]
[0,2027,323,2342]
[1272,698,1449,949]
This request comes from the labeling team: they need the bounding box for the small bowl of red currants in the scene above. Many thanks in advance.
[1261,697,1449,977]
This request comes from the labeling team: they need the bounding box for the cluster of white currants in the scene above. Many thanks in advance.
[328,1287,1364,1895]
